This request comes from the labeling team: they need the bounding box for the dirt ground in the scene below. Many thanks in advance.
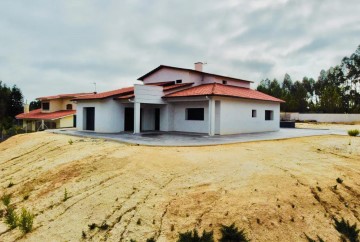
[0,132,359,242]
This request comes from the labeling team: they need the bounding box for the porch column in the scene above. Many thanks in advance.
[134,102,141,134]
[208,98,216,136]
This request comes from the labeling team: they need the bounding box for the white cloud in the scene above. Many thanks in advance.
[0,0,359,100]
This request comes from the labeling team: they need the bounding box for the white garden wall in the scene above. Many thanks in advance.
[281,113,360,123]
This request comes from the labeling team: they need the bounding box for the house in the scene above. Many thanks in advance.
[73,63,284,135]
[16,93,91,131]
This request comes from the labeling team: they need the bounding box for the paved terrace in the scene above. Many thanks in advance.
[47,128,346,147]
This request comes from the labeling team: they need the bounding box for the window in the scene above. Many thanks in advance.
[66,104,73,110]
[42,102,50,110]
[176,79,182,84]
[222,80,227,85]
[252,110,257,118]
[265,110,273,120]
[186,108,204,121]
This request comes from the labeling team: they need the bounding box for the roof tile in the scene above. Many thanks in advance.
[16,109,76,120]
[164,83,285,102]
[72,87,134,100]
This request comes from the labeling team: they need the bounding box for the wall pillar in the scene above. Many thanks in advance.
[134,102,141,134]
[208,98,216,136]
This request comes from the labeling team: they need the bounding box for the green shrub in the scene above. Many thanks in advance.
[99,221,109,230]
[68,139,73,145]
[334,217,359,242]
[5,206,18,229]
[1,193,11,207]
[146,238,156,242]
[177,229,214,242]
[18,208,34,234]
[7,181,14,188]
[63,188,69,202]
[348,129,359,136]
[336,178,343,184]
[88,223,96,230]
[219,223,250,242]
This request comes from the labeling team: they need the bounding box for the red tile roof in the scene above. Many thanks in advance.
[16,109,76,120]
[115,93,135,100]
[163,83,194,91]
[72,87,134,100]
[164,83,285,102]
[37,93,93,101]
[137,65,254,83]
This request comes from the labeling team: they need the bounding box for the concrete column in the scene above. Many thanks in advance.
[134,102,141,134]
[208,98,216,136]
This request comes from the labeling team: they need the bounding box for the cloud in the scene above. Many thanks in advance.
[0,0,359,101]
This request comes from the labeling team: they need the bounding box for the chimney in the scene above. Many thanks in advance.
[24,104,30,113]
[194,62,203,72]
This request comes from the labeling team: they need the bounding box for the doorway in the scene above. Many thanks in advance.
[84,107,95,131]
[124,108,134,131]
[154,108,160,131]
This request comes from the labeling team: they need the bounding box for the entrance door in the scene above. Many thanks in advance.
[73,115,77,127]
[124,108,134,131]
[85,107,95,131]
[154,108,160,131]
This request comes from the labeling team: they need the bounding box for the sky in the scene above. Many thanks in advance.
[0,0,359,101]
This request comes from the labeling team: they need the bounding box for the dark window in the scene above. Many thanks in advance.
[186,108,204,121]
[66,104,73,110]
[265,110,273,120]
[176,79,182,84]
[222,80,227,85]
[42,102,50,110]
[252,110,257,118]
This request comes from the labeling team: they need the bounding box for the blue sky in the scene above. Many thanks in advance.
[0,0,359,101]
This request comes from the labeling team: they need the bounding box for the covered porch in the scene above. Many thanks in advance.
[115,84,221,136]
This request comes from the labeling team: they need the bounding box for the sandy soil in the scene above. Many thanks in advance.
[0,132,359,242]
[296,122,360,132]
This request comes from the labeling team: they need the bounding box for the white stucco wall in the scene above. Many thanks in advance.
[218,97,280,135]
[142,68,251,88]
[134,85,164,104]
[170,101,209,133]
[76,99,124,133]
[142,69,192,84]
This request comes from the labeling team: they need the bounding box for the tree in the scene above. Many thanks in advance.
[29,100,41,111]
[256,44,360,113]
[0,81,24,129]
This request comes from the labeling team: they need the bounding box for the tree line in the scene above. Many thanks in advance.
[0,81,23,130]
[257,45,360,113]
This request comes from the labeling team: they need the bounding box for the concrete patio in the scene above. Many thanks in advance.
[47,128,346,147]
